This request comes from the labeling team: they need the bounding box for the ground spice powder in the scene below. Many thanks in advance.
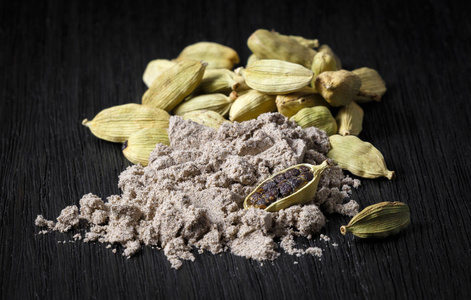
[36,113,360,269]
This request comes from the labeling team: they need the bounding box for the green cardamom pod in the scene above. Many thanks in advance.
[290,106,337,136]
[288,35,319,49]
[340,201,410,238]
[142,60,207,111]
[175,42,240,69]
[327,135,395,180]
[142,59,176,88]
[352,67,387,103]
[122,127,170,166]
[181,110,231,129]
[246,54,260,68]
[311,52,338,86]
[192,69,245,96]
[336,101,364,136]
[229,90,277,122]
[276,92,329,118]
[244,160,331,212]
[82,103,170,143]
[318,45,342,69]
[314,70,362,107]
[173,92,238,117]
[247,29,317,68]
[237,59,313,95]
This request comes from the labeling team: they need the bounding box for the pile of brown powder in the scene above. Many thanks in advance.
[36,113,360,269]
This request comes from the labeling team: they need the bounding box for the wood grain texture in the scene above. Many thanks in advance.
[1,0,470,299]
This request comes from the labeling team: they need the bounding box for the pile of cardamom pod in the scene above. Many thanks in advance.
[82,29,394,181]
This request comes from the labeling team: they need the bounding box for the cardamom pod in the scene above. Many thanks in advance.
[229,90,277,122]
[142,59,176,88]
[340,201,410,238]
[181,110,231,129]
[276,92,329,118]
[175,42,239,69]
[192,69,245,96]
[290,106,337,136]
[327,135,395,180]
[246,54,260,68]
[247,29,317,68]
[173,92,238,117]
[336,101,364,136]
[122,127,170,166]
[142,60,206,111]
[82,103,170,143]
[314,70,362,107]
[244,160,331,212]
[237,59,313,95]
[311,52,338,85]
[352,67,387,103]
[288,35,319,49]
[318,45,342,69]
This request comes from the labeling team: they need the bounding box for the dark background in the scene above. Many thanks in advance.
[1,0,470,299]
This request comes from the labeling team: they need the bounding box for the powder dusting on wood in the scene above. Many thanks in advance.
[36,113,360,269]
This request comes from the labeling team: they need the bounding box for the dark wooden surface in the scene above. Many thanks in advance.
[1,0,470,299]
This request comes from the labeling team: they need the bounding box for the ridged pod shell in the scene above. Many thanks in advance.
[290,106,337,136]
[276,92,329,118]
[176,42,239,69]
[244,160,331,212]
[327,135,395,180]
[122,127,169,166]
[247,29,317,68]
[340,202,410,238]
[142,59,176,88]
[173,92,237,117]
[238,59,313,95]
[82,103,170,143]
[181,110,230,129]
[229,90,276,122]
[336,101,364,136]
[314,70,362,107]
[142,60,206,111]
[352,67,387,102]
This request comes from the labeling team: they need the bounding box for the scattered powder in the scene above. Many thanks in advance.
[35,215,55,230]
[36,113,360,269]
[320,234,331,242]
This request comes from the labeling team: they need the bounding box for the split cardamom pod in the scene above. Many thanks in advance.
[229,90,277,122]
[237,59,313,95]
[142,59,176,88]
[82,103,170,143]
[290,106,337,136]
[192,69,245,96]
[318,45,342,69]
[314,70,362,107]
[327,135,395,180]
[175,42,239,69]
[276,92,329,118]
[173,92,238,117]
[340,201,410,238]
[244,160,331,212]
[336,101,364,136]
[247,29,317,68]
[122,126,170,166]
[181,110,231,129]
[142,60,207,111]
[352,67,387,103]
